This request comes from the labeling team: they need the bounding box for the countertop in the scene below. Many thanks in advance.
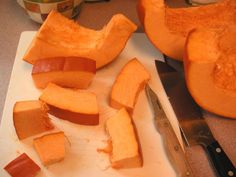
[0,1,235,177]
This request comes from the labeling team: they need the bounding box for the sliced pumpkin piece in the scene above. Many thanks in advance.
[137,0,236,60]
[184,26,236,119]
[32,56,96,89]
[106,108,143,168]
[13,100,54,140]
[39,83,99,125]
[33,132,65,166]
[110,58,150,113]
[4,153,40,177]
[23,11,137,69]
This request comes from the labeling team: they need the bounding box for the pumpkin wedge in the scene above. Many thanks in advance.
[39,83,99,125]
[184,26,236,119]
[110,58,150,113]
[13,100,54,140]
[4,153,40,177]
[23,11,137,69]
[34,132,65,166]
[32,57,96,89]
[106,108,143,168]
[137,0,236,60]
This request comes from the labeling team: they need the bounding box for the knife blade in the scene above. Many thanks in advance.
[187,0,218,6]
[156,60,236,177]
[145,84,194,177]
[165,0,218,8]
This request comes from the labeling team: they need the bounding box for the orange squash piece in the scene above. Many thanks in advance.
[110,58,150,113]
[33,132,65,166]
[106,108,143,168]
[4,153,40,177]
[137,0,236,60]
[23,11,137,69]
[32,57,96,89]
[184,26,236,119]
[39,83,99,125]
[13,100,54,140]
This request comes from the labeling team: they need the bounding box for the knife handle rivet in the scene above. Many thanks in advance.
[216,147,221,153]
[186,171,190,176]
[174,145,179,151]
[228,170,234,176]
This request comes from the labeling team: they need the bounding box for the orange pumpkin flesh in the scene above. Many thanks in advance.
[13,100,54,140]
[33,132,65,166]
[23,11,137,69]
[184,26,236,119]
[39,83,99,125]
[137,0,236,60]
[106,108,143,168]
[110,58,150,113]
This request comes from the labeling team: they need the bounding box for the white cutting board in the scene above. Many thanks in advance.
[0,32,182,177]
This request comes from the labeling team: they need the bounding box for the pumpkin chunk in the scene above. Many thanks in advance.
[13,100,54,140]
[4,153,40,177]
[184,26,236,118]
[106,108,143,168]
[39,83,99,125]
[33,132,65,166]
[137,0,236,60]
[23,11,137,69]
[110,58,150,113]
[32,57,96,89]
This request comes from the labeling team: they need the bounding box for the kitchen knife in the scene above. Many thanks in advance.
[165,0,218,8]
[156,60,236,177]
[145,84,194,177]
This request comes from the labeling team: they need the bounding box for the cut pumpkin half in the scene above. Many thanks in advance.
[23,11,137,69]
[137,0,236,60]
[184,26,236,119]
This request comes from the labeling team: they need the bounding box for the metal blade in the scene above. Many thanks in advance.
[168,79,215,147]
[165,0,218,9]
[145,84,167,132]
[156,60,236,177]
[156,61,215,147]
[165,0,191,8]
[145,84,195,177]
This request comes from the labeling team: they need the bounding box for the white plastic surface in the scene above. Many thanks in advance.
[0,32,182,177]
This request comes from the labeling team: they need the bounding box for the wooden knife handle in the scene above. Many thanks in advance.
[157,118,195,177]
[206,141,236,177]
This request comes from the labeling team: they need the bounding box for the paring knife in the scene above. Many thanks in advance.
[156,59,236,177]
[145,84,194,177]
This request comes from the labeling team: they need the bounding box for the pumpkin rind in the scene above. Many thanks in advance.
[137,0,236,60]
[23,11,137,69]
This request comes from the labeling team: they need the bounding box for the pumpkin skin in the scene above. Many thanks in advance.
[32,57,96,89]
[137,0,236,60]
[23,11,137,69]
[184,26,236,119]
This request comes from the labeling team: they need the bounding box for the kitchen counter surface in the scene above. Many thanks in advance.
[0,1,235,177]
